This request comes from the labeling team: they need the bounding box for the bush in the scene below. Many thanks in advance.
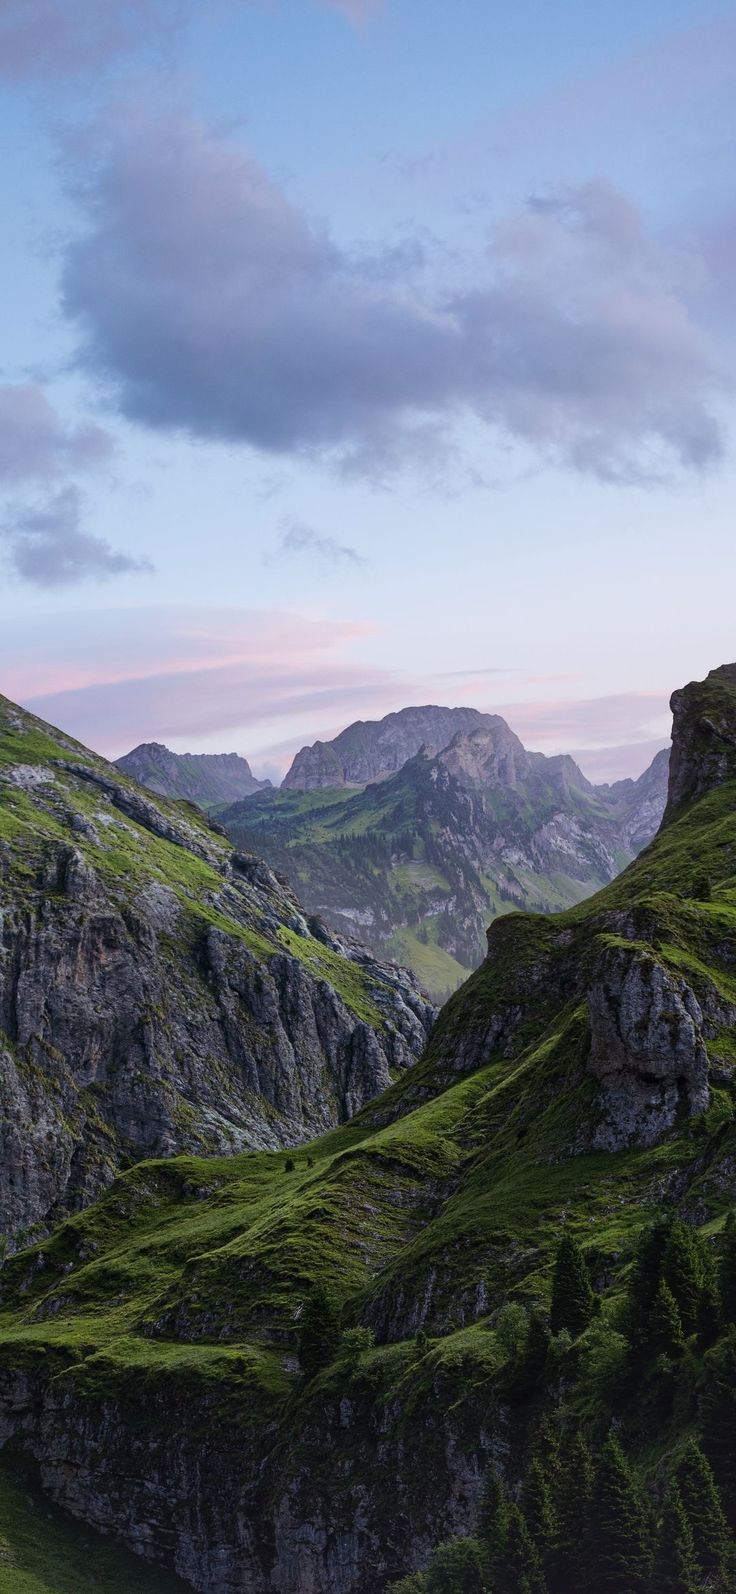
[339,1325,375,1364]
[495,1302,528,1363]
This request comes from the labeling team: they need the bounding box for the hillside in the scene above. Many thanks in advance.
[1,664,736,1592]
[115,742,270,806]
[224,728,669,997]
[0,1458,190,1594]
[0,695,433,1240]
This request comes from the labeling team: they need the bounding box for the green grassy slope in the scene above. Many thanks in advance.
[0,1461,189,1594]
[0,694,387,1024]
[223,757,623,998]
[0,667,734,1588]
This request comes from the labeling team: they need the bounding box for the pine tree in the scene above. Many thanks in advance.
[719,1210,736,1325]
[550,1235,595,1339]
[675,1437,732,1585]
[662,1220,703,1337]
[522,1456,558,1567]
[298,1282,340,1379]
[425,1538,487,1594]
[553,1430,594,1594]
[701,1325,736,1526]
[496,1504,546,1594]
[651,1483,699,1594]
[648,1278,685,1357]
[520,1310,551,1389]
[697,1262,721,1350]
[629,1219,670,1319]
[587,1433,652,1593]
[531,1414,560,1473]
[478,1466,508,1575]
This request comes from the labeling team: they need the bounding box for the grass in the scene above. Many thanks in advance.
[385,928,467,998]
[0,1459,191,1594]
[0,694,395,1036]
[3,670,736,1582]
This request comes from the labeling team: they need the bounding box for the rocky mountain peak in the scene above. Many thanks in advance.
[664,663,736,823]
[435,716,530,789]
[281,705,489,791]
[116,740,270,805]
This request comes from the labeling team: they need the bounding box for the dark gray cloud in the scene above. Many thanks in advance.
[271,519,366,567]
[3,485,152,587]
[0,384,113,483]
[61,113,727,483]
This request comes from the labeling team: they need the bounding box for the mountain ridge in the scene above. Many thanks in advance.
[224,729,669,995]
[115,741,271,806]
[2,665,736,1592]
[282,706,491,791]
[0,693,434,1240]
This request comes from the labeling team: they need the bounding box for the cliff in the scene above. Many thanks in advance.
[1,665,735,1592]
[0,695,434,1238]
[115,742,270,806]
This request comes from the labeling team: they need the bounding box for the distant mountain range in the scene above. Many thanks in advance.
[116,741,271,806]
[118,705,666,999]
[6,664,736,1594]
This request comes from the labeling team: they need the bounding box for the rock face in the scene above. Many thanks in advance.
[587,944,716,1149]
[664,663,736,822]
[435,719,533,789]
[116,742,270,805]
[3,665,736,1594]
[282,706,488,790]
[231,729,670,995]
[602,746,671,851]
[0,696,434,1238]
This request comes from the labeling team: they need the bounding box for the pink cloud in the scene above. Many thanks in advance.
[569,739,669,784]
[0,608,673,781]
[0,604,407,759]
[493,691,672,776]
[0,606,376,699]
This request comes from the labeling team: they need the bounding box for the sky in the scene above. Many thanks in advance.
[1,0,735,783]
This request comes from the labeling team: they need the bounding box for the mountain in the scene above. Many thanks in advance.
[282,706,490,790]
[2,664,736,1593]
[0,694,433,1239]
[224,718,669,997]
[115,741,271,806]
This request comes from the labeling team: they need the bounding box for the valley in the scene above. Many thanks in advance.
[1,663,735,1592]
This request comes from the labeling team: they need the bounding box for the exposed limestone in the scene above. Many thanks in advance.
[0,696,434,1237]
[587,945,713,1149]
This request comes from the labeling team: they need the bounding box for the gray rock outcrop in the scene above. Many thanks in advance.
[587,944,715,1149]
[0,695,434,1238]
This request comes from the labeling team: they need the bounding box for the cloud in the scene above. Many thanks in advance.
[0,0,379,80]
[2,485,151,587]
[61,111,727,484]
[568,739,669,784]
[0,0,184,79]
[0,605,675,779]
[0,384,113,483]
[0,605,408,756]
[495,689,671,757]
[270,518,366,567]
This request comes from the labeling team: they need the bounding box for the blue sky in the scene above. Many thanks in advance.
[1,0,735,781]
